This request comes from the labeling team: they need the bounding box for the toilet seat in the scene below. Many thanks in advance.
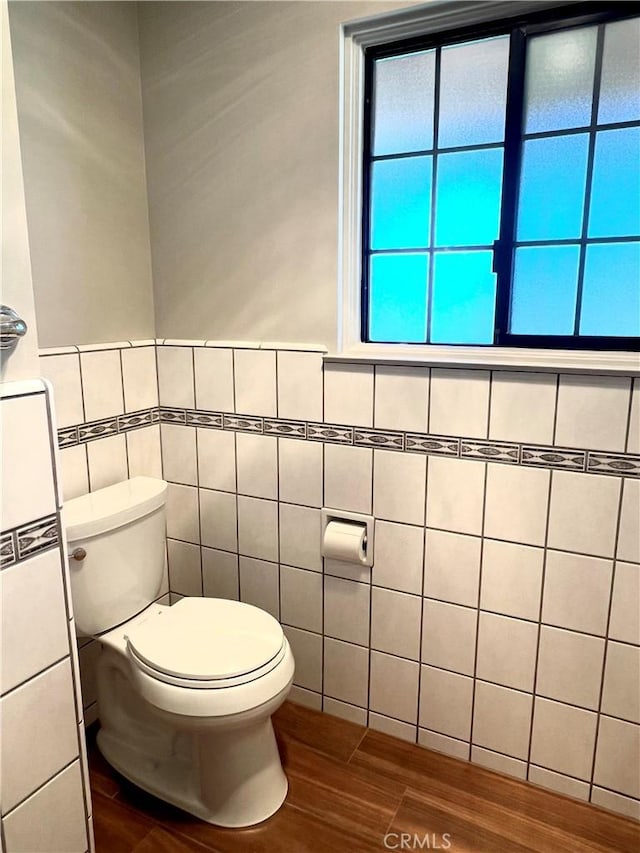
[125,597,285,689]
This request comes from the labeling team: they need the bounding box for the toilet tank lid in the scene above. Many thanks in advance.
[64,477,167,542]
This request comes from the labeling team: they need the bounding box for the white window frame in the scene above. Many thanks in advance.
[337,0,640,375]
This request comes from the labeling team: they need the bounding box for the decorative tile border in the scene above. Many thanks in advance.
[1,514,59,569]
[57,406,640,478]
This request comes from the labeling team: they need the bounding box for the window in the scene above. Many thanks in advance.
[358,2,640,352]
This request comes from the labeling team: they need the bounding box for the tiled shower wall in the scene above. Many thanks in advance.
[41,340,640,821]
[1,382,93,852]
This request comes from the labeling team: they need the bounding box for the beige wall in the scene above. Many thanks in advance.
[9,1,155,347]
[138,1,406,348]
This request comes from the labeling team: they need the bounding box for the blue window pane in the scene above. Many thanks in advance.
[430,251,496,344]
[580,243,640,337]
[370,157,432,250]
[517,135,589,241]
[434,148,503,247]
[373,51,436,156]
[588,128,640,238]
[510,246,580,335]
[369,254,428,342]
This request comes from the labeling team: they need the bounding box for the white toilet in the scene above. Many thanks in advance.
[64,476,294,827]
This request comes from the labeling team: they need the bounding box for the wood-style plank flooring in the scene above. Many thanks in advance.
[89,701,639,853]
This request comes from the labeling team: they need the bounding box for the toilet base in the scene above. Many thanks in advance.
[97,715,288,827]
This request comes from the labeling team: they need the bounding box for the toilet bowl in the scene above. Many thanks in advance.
[64,477,294,827]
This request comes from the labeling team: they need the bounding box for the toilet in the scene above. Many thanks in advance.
[64,476,295,827]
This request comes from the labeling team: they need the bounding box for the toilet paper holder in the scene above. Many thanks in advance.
[320,508,375,567]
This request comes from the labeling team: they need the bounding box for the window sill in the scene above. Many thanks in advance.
[327,343,640,375]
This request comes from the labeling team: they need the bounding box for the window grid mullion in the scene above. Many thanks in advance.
[573,23,606,337]
[425,45,442,345]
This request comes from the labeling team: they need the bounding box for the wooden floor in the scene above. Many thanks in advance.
[89,701,639,853]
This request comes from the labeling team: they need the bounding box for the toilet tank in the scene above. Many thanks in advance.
[64,477,168,636]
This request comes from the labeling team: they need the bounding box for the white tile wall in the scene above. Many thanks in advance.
[39,341,639,822]
[80,349,124,421]
[121,346,158,412]
[39,352,84,427]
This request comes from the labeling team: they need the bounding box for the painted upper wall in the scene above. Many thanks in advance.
[138,1,407,348]
[9,1,155,347]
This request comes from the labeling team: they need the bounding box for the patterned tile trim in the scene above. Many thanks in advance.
[461,440,520,464]
[56,407,640,477]
[355,428,404,450]
[1,514,59,568]
[587,452,640,477]
[521,446,586,471]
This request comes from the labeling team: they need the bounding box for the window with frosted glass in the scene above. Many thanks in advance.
[362,8,640,350]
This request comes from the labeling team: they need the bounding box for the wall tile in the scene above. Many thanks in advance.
[286,627,323,692]
[2,760,87,853]
[371,587,421,660]
[528,765,590,802]
[323,697,368,726]
[194,347,234,412]
[617,479,640,564]
[80,349,124,420]
[548,471,621,558]
[324,363,373,427]
[476,613,538,692]
[609,562,640,645]
[374,365,429,433]
[202,548,239,600]
[627,378,640,455]
[324,576,370,646]
[530,698,597,780]
[426,457,485,536]
[78,641,101,709]
[424,529,481,607]
[480,539,543,621]
[536,626,605,710]
[277,351,323,421]
[237,496,277,561]
[324,637,369,706]
[601,642,640,724]
[87,433,128,491]
[165,483,200,543]
[542,550,613,635]
[126,425,162,479]
[289,686,322,711]
[324,444,372,514]
[471,746,527,781]
[489,371,556,445]
[236,433,278,499]
[121,346,158,412]
[279,503,322,571]
[472,681,532,760]
[373,449,426,526]
[419,666,473,741]
[421,600,477,676]
[280,565,323,633]
[161,423,197,486]
[234,349,276,416]
[594,715,640,799]
[484,464,550,547]
[1,658,79,812]
[58,444,89,501]
[1,394,56,530]
[167,539,202,597]
[591,787,640,821]
[197,428,236,492]
[200,489,238,552]
[279,438,322,507]
[157,345,194,408]
[369,713,417,743]
[418,728,470,760]
[370,651,419,724]
[239,556,279,619]
[429,368,490,439]
[1,550,69,695]
[40,353,84,427]
[373,521,424,595]
[555,374,631,452]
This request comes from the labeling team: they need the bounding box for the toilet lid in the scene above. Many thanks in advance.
[125,598,284,681]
